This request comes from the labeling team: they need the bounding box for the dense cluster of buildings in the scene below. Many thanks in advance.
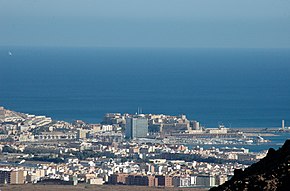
[0,106,268,188]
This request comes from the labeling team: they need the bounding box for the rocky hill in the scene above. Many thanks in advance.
[210,139,290,191]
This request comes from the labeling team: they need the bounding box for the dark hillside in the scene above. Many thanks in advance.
[210,140,290,191]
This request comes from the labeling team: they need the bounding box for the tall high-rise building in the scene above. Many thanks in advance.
[77,129,89,139]
[125,116,148,139]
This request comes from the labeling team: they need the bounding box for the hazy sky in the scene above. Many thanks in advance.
[1,0,290,48]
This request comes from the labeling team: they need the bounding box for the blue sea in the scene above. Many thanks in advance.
[0,47,290,128]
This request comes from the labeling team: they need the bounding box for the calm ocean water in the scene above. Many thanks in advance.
[0,47,290,128]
